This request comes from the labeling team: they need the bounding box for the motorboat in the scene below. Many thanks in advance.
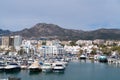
[28,60,42,72]
[98,55,108,63]
[55,61,68,67]
[41,62,52,72]
[4,63,21,72]
[52,62,65,72]
[79,54,87,59]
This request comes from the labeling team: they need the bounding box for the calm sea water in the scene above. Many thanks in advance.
[0,61,120,80]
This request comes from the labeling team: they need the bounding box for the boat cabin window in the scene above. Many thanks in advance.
[9,63,18,65]
[56,64,62,66]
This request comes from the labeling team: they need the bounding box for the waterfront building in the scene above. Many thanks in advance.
[46,40,52,46]
[76,40,93,46]
[93,39,105,45]
[22,40,31,54]
[39,41,65,56]
[39,45,65,57]
[64,45,80,54]
[14,35,22,50]
[14,35,22,47]
[105,40,113,46]
[1,35,22,50]
[21,40,37,54]
[9,36,14,47]
[2,36,10,48]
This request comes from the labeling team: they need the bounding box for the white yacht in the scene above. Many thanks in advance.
[55,61,68,67]
[52,62,65,72]
[28,60,41,72]
[41,62,52,72]
[4,63,21,72]
[61,61,68,66]
[80,54,87,59]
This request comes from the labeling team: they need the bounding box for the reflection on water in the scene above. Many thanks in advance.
[0,70,21,74]
[79,59,99,63]
[29,71,41,75]
[1,61,120,80]
[0,71,4,73]
[108,63,120,68]
[5,70,21,74]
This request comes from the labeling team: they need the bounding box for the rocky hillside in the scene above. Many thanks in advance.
[0,29,11,36]
[1,23,120,40]
[13,23,84,40]
[81,29,120,40]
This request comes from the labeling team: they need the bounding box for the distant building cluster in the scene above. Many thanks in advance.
[0,35,120,56]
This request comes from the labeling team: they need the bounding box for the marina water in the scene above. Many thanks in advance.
[0,61,120,80]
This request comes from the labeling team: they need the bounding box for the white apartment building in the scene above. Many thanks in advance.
[64,45,80,54]
[39,40,64,56]
[39,45,65,56]
[76,40,93,46]
[22,40,35,54]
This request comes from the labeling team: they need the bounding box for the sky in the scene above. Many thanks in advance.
[0,0,120,31]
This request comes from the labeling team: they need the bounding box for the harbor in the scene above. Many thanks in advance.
[0,36,120,80]
[1,60,120,80]
[1,0,120,79]
[0,46,120,80]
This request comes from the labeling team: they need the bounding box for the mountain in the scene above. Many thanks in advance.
[0,29,11,36]
[80,28,120,40]
[13,23,84,40]
[2,23,120,40]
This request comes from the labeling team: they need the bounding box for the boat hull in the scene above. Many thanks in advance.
[80,57,86,60]
[80,55,87,60]
[52,69,65,72]
[52,68,65,72]
[4,67,21,72]
[29,68,42,72]
[42,68,52,72]
[99,59,108,63]
[98,56,108,63]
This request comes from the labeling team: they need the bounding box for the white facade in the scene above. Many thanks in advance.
[64,45,80,54]
[14,35,22,50]
[76,40,93,46]
[93,39,105,45]
[22,40,34,54]
[39,45,65,56]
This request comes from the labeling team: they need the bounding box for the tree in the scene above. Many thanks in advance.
[90,48,97,55]
[60,43,65,47]
[79,49,83,54]
[42,41,46,45]
[69,41,76,46]
[101,47,111,55]
[111,46,120,54]
[18,47,26,55]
